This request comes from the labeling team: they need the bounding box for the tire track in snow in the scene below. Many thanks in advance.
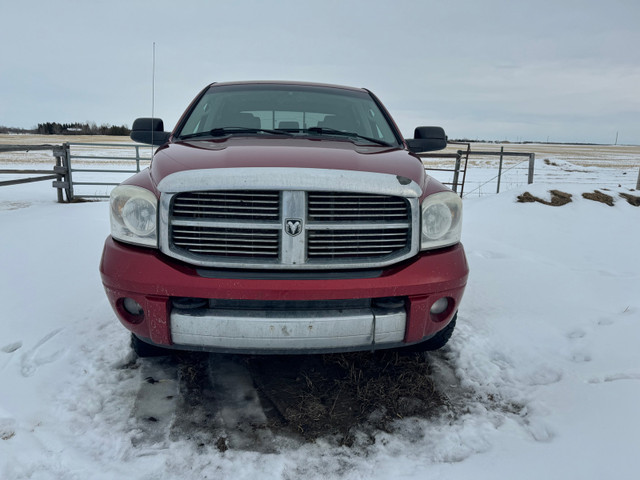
[131,353,274,452]
[131,358,179,448]
[20,329,65,377]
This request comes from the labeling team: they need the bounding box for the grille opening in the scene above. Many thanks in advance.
[171,225,280,258]
[172,298,374,311]
[308,192,409,222]
[307,228,409,258]
[172,191,280,221]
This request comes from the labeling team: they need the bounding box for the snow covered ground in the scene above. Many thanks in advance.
[1,150,639,479]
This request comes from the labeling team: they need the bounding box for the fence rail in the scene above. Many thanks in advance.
[2,141,538,202]
[419,145,535,197]
[418,141,471,195]
[0,144,70,202]
[64,142,151,200]
[0,142,151,202]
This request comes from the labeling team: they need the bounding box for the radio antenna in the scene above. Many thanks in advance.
[151,42,156,151]
[152,42,156,120]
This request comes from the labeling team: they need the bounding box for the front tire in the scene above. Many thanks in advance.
[131,333,172,357]
[404,313,457,352]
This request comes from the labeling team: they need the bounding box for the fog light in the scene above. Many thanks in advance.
[123,297,144,316]
[430,297,449,315]
[373,297,405,310]
[172,297,208,310]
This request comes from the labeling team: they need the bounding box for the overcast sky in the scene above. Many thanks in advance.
[1,0,639,144]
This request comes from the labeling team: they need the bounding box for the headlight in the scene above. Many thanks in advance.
[110,185,158,247]
[421,191,462,250]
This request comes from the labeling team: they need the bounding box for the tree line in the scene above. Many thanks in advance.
[0,122,130,136]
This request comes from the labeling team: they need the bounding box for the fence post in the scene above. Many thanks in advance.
[636,165,640,190]
[63,143,74,201]
[135,145,141,172]
[52,144,74,203]
[528,153,535,184]
[497,146,504,193]
[452,152,462,193]
[52,146,65,203]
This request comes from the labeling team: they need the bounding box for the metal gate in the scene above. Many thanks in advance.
[55,142,152,201]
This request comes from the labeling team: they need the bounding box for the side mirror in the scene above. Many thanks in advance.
[130,118,171,146]
[406,126,447,153]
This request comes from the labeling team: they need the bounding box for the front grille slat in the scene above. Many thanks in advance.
[307,192,408,223]
[167,190,413,267]
[308,213,407,219]
[172,191,280,221]
[307,226,409,258]
[174,209,279,217]
[171,224,279,258]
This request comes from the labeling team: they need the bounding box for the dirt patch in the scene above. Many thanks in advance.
[517,190,573,206]
[582,190,615,206]
[130,350,527,450]
[169,353,222,447]
[0,201,31,211]
[246,351,448,443]
[620,192,640,206]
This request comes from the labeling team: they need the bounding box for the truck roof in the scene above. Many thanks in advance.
[207,80,368,93]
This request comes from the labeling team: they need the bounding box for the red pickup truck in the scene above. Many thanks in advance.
[99,81,468,356]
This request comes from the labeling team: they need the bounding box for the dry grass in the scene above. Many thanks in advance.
[246,351,447,442]
[582,190,615,206]
[518,189,639,208]
[620,192,640,206]
[517,190,573,206]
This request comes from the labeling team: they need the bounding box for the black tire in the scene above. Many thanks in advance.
[130,333,172,357]
[403,313,457,353]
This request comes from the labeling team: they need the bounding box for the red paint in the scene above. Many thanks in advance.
[150,138,431,194]
[100,237,468,345]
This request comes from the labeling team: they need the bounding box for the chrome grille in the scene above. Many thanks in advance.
[308,228,409,258]
[308,192,408,222]
[164,189,417,269]
[173,191,280,221]
[171,225,279,258]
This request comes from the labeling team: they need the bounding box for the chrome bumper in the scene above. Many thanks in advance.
[170,307,406,352]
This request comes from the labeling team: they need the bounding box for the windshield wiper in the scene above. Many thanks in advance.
[303,127,392,147]
[180,127,293,140]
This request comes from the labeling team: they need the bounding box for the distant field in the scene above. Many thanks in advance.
[0,135,147,166]
[0,134,131,146]
[2,134,638,168]
[439,142,640,169]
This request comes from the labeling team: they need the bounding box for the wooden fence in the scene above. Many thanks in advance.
[0,144,68,202]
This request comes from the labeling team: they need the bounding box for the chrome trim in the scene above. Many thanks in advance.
[170,307,406,351]
[158,167,422,198]
[281,191,306,266]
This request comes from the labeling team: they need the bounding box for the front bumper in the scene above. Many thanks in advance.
[99,237,468,353]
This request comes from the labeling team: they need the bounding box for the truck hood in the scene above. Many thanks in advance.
[149,137,431,193]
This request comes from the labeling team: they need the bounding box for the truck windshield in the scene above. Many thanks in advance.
[176,84,401,147]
